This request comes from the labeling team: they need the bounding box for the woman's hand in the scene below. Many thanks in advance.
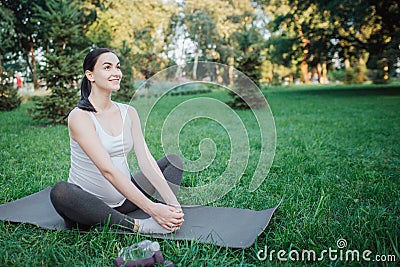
[167,203,184,228]
[148,202,184,231]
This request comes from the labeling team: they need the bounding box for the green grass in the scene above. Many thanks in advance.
[1,84,399,266]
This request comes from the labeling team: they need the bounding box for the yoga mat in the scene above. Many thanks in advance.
[0,187,280,248]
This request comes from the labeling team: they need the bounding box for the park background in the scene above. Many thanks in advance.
[1,0,399,266]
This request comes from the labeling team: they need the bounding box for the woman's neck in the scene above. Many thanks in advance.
[88,89,113,113]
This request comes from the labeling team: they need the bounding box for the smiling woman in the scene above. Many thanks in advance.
[49,48,185,234]
[86,52,122,93]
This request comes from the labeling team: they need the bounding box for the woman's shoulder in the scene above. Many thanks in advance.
[69,107,90,119]
[120,104,138,116]
[68,108,93,128]
[120,104,140,125]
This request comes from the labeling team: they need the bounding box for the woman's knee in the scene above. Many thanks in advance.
[50,181,70,206]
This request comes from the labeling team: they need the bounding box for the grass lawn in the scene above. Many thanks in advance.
[0,83,399,266]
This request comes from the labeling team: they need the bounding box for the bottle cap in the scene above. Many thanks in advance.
[150,242,160,252]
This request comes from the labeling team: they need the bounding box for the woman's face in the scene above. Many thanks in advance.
[86,52,122,92]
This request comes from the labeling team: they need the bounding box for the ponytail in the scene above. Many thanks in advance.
[77,76,96,112]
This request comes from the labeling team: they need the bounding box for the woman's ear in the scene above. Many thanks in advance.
[85,70,94,82]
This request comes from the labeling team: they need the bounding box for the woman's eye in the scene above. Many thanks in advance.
[105,66,110,70]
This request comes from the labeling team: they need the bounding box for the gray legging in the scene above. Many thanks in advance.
[50,154,183,230]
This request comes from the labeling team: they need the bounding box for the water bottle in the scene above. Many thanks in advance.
[115,240,174,267]
[119,240,160,261]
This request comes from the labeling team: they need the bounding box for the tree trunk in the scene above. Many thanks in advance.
[301,61,309,83]
[317,63,322,83]
[175,64,182,79]
[228,57,234,86]
[193,49,198,80]
[358,57,365,83]
[321,59,327,84]
[216,65,223,83]
[311,66,318,83]
[344,58,351,69]
[28,42,39,90]
[295,14,311,83]
[271,62,275,85]
[0,52,3,77]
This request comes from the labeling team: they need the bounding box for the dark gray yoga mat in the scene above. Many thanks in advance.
[0,187,280,248]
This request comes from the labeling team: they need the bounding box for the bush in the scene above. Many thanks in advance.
[0,73,21,111]
[29,0,89,124]
[343,67,368,84]
[113,41,136,102]
[30,51,82,124]
[30,86,79,124]
[226,79,266,110]
[328,65,369,84]
[370,69,390,84]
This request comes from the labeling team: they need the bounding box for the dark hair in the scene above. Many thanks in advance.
[77,48,115,112]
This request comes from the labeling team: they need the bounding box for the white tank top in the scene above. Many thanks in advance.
[68,103,134,207]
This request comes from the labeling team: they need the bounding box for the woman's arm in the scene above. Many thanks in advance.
[68,108,182,229]
[127,106,181,208]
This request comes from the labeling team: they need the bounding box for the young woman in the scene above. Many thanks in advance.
[50,48,184,233]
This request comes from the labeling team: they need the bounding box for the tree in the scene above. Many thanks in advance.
[85,0,178,79]
[79,0,112,48]
[31,0,89,124]
[114,40,135,101]
[0,5,21,110]
[182,0,257,70]
[231,14,264,84]
[226,16,266,109]
[0,5,14,76]
[260,0,336,84]
[308,0,398,83]
[264,36,297,84]
[259,0,400,84]
[178,0,266,108]
[184,9,219,79]
[177,0,269,87]
[0,0,48,89]
[0,72,21,111]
